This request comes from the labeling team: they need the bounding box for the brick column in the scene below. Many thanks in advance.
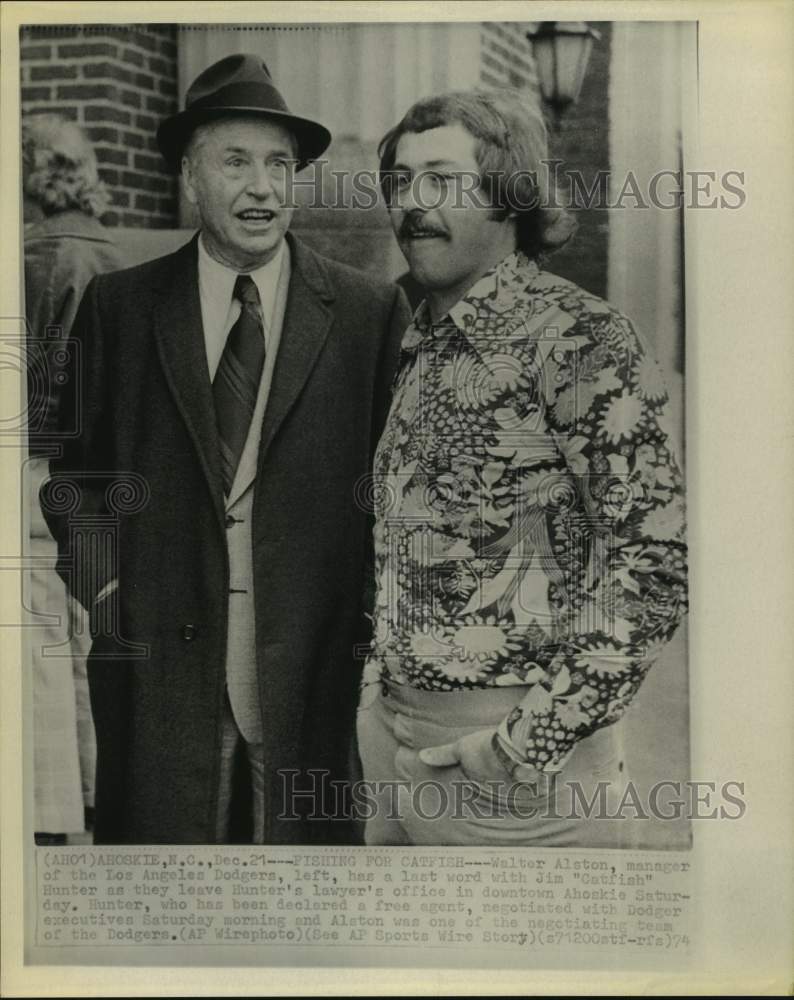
[20,24,179,228]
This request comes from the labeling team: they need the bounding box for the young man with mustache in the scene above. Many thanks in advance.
[357,89,688,847]
[42,54,410,844]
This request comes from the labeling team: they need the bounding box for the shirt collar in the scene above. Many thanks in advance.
[197,234,285,323]
[403,250,539,352]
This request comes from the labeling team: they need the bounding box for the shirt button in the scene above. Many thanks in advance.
[181,624,197,641]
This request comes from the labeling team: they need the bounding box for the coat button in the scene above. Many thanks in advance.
[181,624,197,641]
[225,515,236,529]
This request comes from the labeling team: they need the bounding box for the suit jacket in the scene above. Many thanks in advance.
[43,231,409,844]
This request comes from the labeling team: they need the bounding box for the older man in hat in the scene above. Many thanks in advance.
[42,54,410,845]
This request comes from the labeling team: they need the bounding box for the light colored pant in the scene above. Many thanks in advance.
[215,692,266,843]
[27,456,95,834]
[357,679,638,848]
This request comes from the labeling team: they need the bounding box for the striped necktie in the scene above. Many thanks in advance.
[213,274,266,495]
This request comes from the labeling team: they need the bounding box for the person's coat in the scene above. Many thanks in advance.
[42,231,409,844]
[25,210,124,834]
[25,210,124,450]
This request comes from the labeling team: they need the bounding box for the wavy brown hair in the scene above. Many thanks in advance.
[379,88,575,259]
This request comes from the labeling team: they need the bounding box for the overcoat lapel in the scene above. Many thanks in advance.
[256,234,336,467]
[150,233,335,516]
[151,235,226,524]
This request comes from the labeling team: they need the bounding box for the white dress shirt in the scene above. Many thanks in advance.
[197,234,286,380]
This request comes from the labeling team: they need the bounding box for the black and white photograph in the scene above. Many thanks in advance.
[21,16,692,850]
[1,1,792,996]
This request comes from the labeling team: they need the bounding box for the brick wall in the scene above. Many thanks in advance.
[20,24,179,228]
[480,22,539,94]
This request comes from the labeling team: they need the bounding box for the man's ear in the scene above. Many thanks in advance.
[181,155,197,206]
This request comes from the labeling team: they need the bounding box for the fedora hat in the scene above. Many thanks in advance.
[156,53,331,172]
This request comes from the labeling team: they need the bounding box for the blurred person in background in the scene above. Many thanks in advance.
[23,112,124,843]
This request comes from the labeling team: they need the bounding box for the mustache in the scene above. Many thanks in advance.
[398,217,449,240]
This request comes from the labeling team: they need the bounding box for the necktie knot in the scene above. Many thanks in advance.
[234,274,260,307]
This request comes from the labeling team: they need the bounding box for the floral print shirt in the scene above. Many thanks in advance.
[363,250,688,774]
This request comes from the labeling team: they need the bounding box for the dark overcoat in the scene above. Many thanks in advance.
[43,231,408,844]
